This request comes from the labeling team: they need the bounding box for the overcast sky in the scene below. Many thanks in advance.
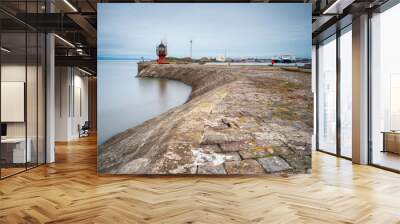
[98,3,311,59]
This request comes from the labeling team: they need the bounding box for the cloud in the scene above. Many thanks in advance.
[98,3,311,58]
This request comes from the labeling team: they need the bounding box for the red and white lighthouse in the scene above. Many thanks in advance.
[156,41,167,64]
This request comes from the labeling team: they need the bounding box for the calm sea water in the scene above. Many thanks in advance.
[98,60,192,145]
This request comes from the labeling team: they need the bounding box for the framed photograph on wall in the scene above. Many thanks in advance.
[97,3,313,175]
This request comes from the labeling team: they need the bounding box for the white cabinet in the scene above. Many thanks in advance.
[1,138,32,163]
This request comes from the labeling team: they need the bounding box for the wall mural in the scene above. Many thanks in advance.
[97,3,313,175]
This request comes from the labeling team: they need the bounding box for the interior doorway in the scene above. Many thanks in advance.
[54,66,96,146]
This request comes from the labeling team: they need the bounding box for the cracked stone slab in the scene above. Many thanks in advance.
[118,158,150,174]
[253,131,285,146]
[197,163,226,174]
[239,147,274,159]
[224,160,265,175]
[234,116,260,129]
[201,129,253,145]
[220,141,252,152]
[168,164,197,174]
[200,144,222,153]
[279,154,311,173]
[218,152,241,161]
[257,156,292,173]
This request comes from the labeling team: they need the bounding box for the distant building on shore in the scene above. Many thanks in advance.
[216,55,226,62]
[271,55,297,63]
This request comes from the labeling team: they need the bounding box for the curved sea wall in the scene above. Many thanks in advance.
[98,64,313,175]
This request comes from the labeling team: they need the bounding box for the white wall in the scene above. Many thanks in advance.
[55,66,70,141]
[55,67,89,141]
[1,65,26,141]
[1,64,41,137]
[71,73,89,138]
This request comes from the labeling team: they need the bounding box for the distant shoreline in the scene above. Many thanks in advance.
[98,58,310,68]
[98,57,311,62]
[98,57,154,61]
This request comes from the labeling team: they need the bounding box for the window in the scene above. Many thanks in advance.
[317,35,337,154]
[317,25,353,159]
[0,2,46,179]
[370,3,400,171]
[339,27,352,158]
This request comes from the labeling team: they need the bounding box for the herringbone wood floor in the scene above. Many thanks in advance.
[1,134,400,224]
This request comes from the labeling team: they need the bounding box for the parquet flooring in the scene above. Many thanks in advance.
[1,134,400,223]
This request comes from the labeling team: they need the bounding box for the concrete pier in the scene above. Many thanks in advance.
[98,64,313,175]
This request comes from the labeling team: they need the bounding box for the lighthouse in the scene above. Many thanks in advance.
[156,41,167,64]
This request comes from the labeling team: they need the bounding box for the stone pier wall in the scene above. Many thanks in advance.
[98,64,313,175]
[137,62,151,74]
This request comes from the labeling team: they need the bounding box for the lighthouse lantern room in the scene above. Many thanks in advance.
[156,41,167,64]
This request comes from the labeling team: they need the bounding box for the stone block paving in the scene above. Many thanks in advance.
[99,64,312,175]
